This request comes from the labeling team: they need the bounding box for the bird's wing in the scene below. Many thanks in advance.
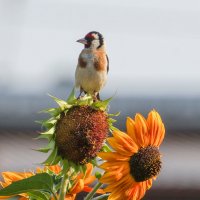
[106,54,109,73]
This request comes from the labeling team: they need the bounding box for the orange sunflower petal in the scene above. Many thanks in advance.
[1,172,33,183]
[126,117,137,143]
[100,171,124,184]
[137,182,148,200]
[98,152,130,162]
[47,165,61,174]
[0,181,10,188]
[83,175,96,185]
[64,194,76,200]
[147,110,165,147]
[19,197,29,200]
[112,131,138,152]
[99,161,128,172]
[70,179,84,194]
[147,179,153,190]
[107,138,136,156]
[104,174,136,193]
[134,114,148,147]
[108,178,137,200]
[85,163,93,178]
[108,187,127,200]
[83,185,104,194]
[0,196,14,199]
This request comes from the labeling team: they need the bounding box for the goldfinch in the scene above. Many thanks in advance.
[75,31,109,100]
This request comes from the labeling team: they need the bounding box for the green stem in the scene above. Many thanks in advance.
[51,188,58,200]
[92,194,109,200]
[58,168,69,200]
[84,182,103,200]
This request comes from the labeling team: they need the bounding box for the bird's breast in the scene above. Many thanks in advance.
[78,51,107,72]
[78,53,94,69]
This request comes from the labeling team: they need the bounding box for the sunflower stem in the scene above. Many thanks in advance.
[58,173,68,200]
[58,165,69,200]
[84,182,103,200]
[92,194,109,200]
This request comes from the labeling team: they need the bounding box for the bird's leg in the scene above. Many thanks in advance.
[77,87,84,99]
[96,93,101,101]
[92,92,100,102]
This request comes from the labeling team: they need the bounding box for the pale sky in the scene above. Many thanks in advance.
[0,0,200,97]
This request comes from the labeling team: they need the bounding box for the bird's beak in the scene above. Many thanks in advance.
[76,38,88,45]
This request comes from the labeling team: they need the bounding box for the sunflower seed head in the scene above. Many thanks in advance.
[55,106,109,164]
[130,146,162,182]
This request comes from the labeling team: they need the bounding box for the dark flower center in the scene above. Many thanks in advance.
[55,106,109,164]
[129,146,161,182]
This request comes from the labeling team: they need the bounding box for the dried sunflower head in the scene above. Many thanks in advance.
[37,89,117,167]
[55,105,109,164]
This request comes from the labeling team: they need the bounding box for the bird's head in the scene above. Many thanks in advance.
[77,31,105,50]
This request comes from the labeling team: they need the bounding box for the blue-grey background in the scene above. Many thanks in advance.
[0,0,200,199]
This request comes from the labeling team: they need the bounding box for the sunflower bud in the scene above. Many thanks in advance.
[55,105,109,164]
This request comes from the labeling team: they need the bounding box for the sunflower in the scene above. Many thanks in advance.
[0,163,103,200]
[98,110,165,200]
[38,90,115,166]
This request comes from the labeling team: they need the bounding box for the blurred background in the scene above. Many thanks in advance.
[0,0,200,199]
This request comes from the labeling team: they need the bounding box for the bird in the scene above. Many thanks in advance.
[75,31,109,101]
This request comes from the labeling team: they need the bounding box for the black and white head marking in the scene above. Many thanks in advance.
[84,31,104,49]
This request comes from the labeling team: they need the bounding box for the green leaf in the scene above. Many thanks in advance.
[92,97,112,110]
[108,112,120,117]
[77,94,93,106]
[48,94,72,110]
[40,126,55,136]
[42,147,58,165]
[36,127,55,141]
[67,87,76,103]
[36,140,55,153]
[39,107,61,117]
[109,125,119,131]
[90,158,98,166]
[57,160,69,179]
[28,191,50,200]
[35,120,43,124]
[69,161,79,174]
[101,144,112,152]
[108,118,117,123]
[51,155,61,165]
[0,173,53,197]
[36,133,53,141]
[42,119,57,129]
